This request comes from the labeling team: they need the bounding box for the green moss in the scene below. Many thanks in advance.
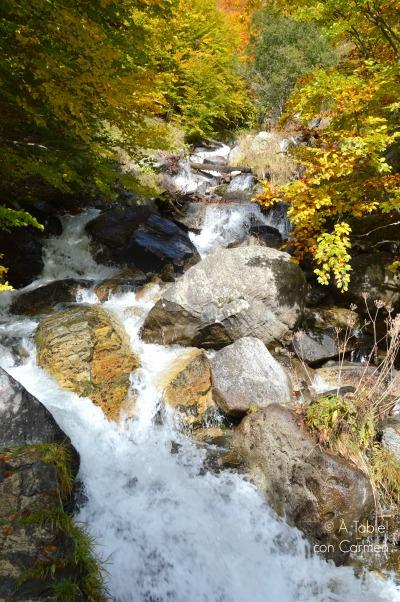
[13,442,74,500]
[52,579,79,601]
[4,443,106,601]
[306,393,375,450]
[17,508,107,601]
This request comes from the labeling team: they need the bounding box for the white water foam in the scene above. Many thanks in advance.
[41,210,114,283]
[189,203,287,257]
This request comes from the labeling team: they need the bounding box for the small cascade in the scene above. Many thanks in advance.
[189,202,287,257]
[41,210,114,283]
[1,210,400,601]
[172,157,213,194]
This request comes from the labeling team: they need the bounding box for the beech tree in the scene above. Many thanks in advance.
[0,0,251,287]
[258,0,400,290]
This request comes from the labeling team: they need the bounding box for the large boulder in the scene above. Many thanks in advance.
[0,370,88,599]
[0,368,74,449]
[86,206,200,276]
[157,349,216,427]
[11,278,92,316]
[36,306,139,421]
[210,337,292,416]
[234,405,373,543]
[142,246,307,348]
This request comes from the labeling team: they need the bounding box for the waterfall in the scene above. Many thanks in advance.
[1,212,399,602]
[189,203,287,257]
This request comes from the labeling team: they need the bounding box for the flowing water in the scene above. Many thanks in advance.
[1,210,400,601]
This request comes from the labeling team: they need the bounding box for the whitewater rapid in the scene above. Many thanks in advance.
[1,210,400,601]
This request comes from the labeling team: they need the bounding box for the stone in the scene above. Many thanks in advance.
[11,278,93,316]
[0,449,75,601]
[210,337,292,416]
[142,246,307,348]
[0,227,44,289]
[293,329,339,365]
[157,349,215,427]
[381,417,400,461]
[156,195,207,233]
[305,306,360,331]
[86,205,200,275]
[36,305,139,421]
[0,372,86,599]
[0,368,72,449]
[234,404,373,543]
[315,363,378,392]
[334,253,400,311]
[94,268,147,302]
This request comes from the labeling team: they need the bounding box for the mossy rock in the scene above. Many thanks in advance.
[36,305,139,421]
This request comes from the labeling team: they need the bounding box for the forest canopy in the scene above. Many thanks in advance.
[0,0,251,287]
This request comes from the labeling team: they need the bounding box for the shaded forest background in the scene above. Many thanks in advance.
[0,0,399,291]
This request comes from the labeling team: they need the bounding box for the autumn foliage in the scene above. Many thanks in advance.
[258,0,400,290]
[0,0,251,287]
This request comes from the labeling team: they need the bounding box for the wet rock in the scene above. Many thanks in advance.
[0,368,74,449]
[36,305,139,421]
[86,206,200,276]
[293,330,339,365]
[0,448,79,601]
[94,268,147,302]
[157,349,216,427]
[156,195,207,233]
[234,404,374,543]
[333,253,400,311]
[142,246,307,348]
[210,337,292,416]
[230,225,282,250]
[11,278,93,316]
[0,227,44,288]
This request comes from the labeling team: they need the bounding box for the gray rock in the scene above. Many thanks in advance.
[234,404,373,543]
[86,205,200,275]
[211,337,292,416]
[142,246,307,348]
[11,278,93,316]
[293,329,339,364]
[381,416,400,461]
[0,368,71,448]
[335,253,400,311]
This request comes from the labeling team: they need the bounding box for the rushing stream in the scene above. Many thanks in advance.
[1,208,400,601]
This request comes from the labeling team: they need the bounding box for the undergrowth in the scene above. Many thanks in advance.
[229,129,296,183]
[298,296,400,520]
